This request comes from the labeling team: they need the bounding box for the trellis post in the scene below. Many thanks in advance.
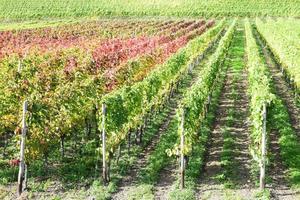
[260,103,267,190]
[180,109,185,189]
[17,100,28,196]
[101,103,108,184]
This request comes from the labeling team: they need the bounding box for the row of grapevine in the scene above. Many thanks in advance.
[244,19,275,189]
[105,20,215,91]
[92,20,209,73]
[171,20,236,188]
[255,18,300,98]
[0,20,205,77]
[97,19,226,180]
[174,20,236,157]
[0,19,182,58]
[251,19,300,189]
[1,19,173,42]
[0,20,211,133]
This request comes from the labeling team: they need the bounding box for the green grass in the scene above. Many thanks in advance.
[268,98,300,187]
[126,184,154,200]
[254,189,271,200]
[0,0,299,21]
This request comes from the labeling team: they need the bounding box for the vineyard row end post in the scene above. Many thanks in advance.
[17,100,28,196]
[180,109,185,189]
[101,103,108,184]
[260,103,267,190]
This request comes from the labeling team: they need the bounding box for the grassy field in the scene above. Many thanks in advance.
[0,0,300,21]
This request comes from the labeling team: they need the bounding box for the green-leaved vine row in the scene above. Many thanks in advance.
[244,19,275,163]
[98,19,227,160]
[256,18,300,98]
[167,20,236,157]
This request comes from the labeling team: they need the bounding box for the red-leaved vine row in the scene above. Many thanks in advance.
[0,19,215,164]
[0,20,173,58]
[103,20,214,91]
[65,20,207,74]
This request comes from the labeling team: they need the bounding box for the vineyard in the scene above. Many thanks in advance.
[0,6,300,200]
[1,0,300,20]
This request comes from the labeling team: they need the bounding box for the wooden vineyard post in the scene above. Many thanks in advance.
[116,144,121,165]
[17,100,28,196]
[135,128,139,145]
[260,103,267,190]
[17,59,22,73]
[180,109,185,189]
[128,129,131,154]
[101,103,108,184]
[176,81,179,92]
[24,163,28,190]
[188,63,193,74]
[94,103,100,179]
[207,94,212,111]
[169,82,174,101]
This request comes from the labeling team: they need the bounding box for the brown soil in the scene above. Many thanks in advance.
[268,129,300,200]
[197,67,254,200]
[197,29,255,199]
[153,160,178,200]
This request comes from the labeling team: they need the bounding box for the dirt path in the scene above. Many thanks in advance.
[268,129,300,200]
[197,28,256,200]
[153,160,178,200]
